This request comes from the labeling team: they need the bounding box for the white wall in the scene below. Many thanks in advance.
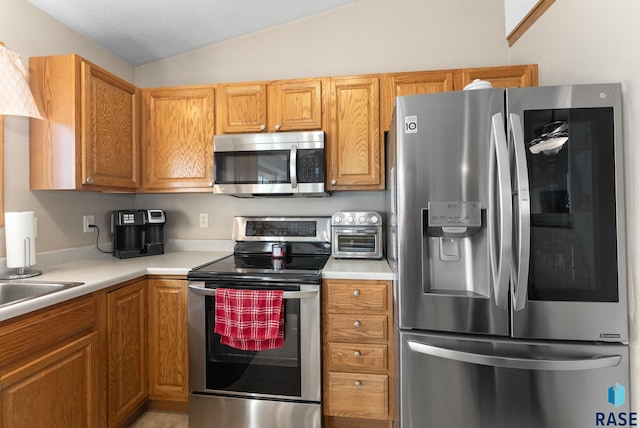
[1,0,137,256]
[133,0,511,242]
[509,0,640,411]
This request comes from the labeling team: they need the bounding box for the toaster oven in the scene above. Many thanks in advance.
[331,211,383,259]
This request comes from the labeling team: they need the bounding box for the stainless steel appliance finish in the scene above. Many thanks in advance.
[187,217,330,428]
[331,211,383,259]
[387,84,629,427]
[213,131,327,197]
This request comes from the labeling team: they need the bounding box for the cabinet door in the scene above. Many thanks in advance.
[217,83,268,133]
[82,61,138,189]
[107,281,147,428]
[381,70,455,132]
[0,333,99,428]
[457,64,538,90]
[328,76,382,190]
[141,86,215,190]
[270,79,324,131]
[147,278,189,407]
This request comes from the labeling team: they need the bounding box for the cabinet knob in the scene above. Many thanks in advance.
[354,350,361,358]
[331,179,337,185]
[260,124,266,131]
[86,177,94,184]
[353,320,361,328]
[208,182,214,187]
[275,124,281,130]
[353,289,360,297]
[354,380,362,388]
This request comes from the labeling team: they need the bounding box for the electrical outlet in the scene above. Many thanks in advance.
[199,213,209,228]
[83,215,95,233]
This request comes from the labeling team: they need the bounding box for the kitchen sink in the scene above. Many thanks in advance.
[0,281,84,308]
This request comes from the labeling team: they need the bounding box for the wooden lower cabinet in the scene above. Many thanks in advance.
[323,279,393,428]
[0,295,103,428]
[107,279,148,428]
[147,277,189,411]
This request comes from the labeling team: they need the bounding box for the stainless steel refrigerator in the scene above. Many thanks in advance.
[386,84,630,428]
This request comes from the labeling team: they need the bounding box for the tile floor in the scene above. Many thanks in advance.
[130,410,188,428]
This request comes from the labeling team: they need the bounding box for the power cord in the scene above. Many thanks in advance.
[88,224,112,254]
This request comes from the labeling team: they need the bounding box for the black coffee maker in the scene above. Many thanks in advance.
[111,209,166,259]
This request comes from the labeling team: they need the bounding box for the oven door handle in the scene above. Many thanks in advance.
[188,284,318,300]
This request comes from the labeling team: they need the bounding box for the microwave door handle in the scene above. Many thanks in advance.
[290,145,298,189]
[489,112,512,310]
[509,113,531,312]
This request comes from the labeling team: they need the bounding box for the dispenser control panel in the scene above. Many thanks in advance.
[428,202,481,227]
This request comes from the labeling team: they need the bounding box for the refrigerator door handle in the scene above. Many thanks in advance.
[488,113,512,309]
[508,113,531,312]
[408,340,622,371]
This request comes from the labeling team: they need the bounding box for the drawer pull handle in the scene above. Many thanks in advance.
[353,321,361,328]
[355,380,362,388]
[354,351,361,358]
[353,289,360,297]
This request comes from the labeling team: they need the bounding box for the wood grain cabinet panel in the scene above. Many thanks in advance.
[140,86,215,191]
[29,54,137,191]
[217,79,326,134]
[0,295,102,428]
[147,278,189,410]
[323,279,393,428]
[327,76,382,190]
[107,280,147,428]
[456,64,538,90]
[0,333,100,428]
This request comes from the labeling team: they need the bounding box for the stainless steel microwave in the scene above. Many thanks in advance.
[213,131,328,197]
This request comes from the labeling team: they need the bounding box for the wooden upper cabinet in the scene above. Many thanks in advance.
[140,86,215,191]
[29,54,137,191]
[217,78,326,133]
[269,79,325,131]
[328,76,382,191]
[457,64,538,90]
[381,70,456,132]
[217,83,267,133]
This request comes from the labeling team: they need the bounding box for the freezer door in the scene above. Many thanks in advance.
[507,84,628,342]
[392,89,511,336]
[400,330,630,428]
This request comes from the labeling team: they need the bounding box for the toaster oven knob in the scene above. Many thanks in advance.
[353,320,361,328]
[353,289,360,297]
[371,215,379,223]
[354,350,361,358]
[334,216,343,224]
[359,216,366,224]
[346,215,354,224]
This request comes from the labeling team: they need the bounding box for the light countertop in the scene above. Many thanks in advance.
[0,249,394,323]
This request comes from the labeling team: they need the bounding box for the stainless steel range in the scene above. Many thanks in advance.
[187,216,331,428]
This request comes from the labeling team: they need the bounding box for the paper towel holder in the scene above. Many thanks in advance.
[0,237,42,280]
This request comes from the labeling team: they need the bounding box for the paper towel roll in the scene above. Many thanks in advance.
[5,211,36,268]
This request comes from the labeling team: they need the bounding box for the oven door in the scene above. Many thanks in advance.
[332,227,382,259]
[188,281,320,402]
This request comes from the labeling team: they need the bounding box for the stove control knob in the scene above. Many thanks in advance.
[358,216,366,224]
[346,215,354,224]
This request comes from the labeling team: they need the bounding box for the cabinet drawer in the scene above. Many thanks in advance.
[326,342,387,372]
[326,314,388,342]
[325,372,388,420]
[326,281,388,312]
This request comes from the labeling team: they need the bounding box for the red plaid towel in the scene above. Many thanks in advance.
[214,288,285,351]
